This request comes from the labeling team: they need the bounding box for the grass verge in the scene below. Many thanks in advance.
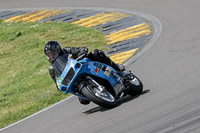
[0,19,106,128]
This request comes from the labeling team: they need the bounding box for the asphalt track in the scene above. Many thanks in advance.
[1,0,200,133]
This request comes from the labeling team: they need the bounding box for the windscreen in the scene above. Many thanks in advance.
[53,53,68,77]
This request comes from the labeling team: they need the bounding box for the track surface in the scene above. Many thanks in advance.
[1,0,200,133]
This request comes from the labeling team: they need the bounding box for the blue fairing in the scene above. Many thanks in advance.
[56,54,119,97]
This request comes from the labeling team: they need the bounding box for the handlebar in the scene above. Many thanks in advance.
[76,53,87,61]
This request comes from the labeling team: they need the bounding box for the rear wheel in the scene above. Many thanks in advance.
[81,85,117,108]
[126,74,143,96]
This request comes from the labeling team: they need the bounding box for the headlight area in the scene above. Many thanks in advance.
[62,67,75,86]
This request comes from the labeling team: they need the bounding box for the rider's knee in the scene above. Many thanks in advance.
[91,49,106,58]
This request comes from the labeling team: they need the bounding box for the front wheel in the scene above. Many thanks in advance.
[81,85,117,108]
[126,74,143,96]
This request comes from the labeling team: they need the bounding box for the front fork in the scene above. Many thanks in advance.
[78,75,126,99]
[86,76,126,98]
[86,76,105,92]
[77,75,105,93]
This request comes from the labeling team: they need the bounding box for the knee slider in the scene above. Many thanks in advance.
[97,50,106,58]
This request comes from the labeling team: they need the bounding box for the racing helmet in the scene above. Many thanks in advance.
[44,41,61,62]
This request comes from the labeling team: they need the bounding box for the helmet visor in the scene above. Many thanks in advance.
[46,50,59,61]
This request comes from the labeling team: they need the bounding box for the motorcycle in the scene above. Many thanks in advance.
[55,53,143,108]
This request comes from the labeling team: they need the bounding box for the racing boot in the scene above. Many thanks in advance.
[78,97,90,105]
[117,64,125,72]
[111,62,125,72]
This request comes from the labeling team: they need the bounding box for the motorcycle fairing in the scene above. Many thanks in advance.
[56,55,120,96]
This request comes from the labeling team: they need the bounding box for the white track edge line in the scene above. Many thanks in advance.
[0,95,74,132]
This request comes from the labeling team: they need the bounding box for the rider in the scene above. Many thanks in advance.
[44,41,125,105]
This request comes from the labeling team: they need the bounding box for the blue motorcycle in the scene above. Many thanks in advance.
[54,53,143,108]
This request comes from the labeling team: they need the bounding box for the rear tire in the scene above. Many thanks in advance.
[127,74,143,96]
[81,85,117,108]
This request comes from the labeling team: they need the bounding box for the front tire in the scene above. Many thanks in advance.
[81,85,117,108]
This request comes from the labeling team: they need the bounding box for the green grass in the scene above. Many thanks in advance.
[0,20,106,128]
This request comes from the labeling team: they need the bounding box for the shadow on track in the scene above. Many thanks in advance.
[83,89,150,115]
